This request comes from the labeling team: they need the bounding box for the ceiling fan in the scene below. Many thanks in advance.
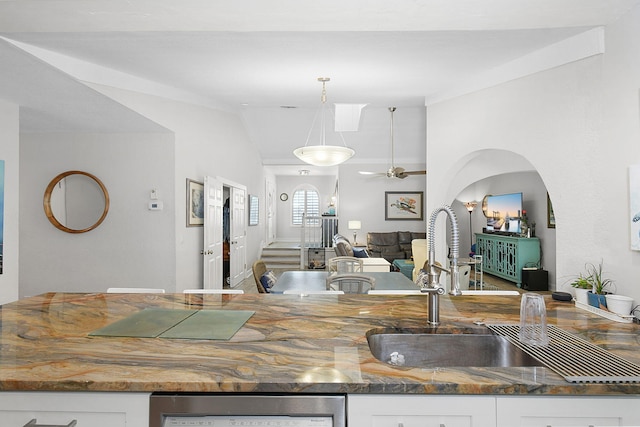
[359,107,426,179]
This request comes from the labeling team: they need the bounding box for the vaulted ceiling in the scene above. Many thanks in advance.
[1,0,638,169]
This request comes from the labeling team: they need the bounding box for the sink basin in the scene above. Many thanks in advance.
[366,328,543,368]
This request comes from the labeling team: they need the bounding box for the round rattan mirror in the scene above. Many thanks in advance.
[43,170,110,233]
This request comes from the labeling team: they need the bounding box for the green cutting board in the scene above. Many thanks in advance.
[89,309,255,340]
[89,308,196,338]
[159,310,255,340]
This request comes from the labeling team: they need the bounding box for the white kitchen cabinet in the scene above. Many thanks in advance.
[0,392,150,427]
[348,394,496,427]
[349,394,640,427]
[496,396,640,426]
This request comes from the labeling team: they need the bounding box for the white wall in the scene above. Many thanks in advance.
[600,4,640,301]
[427,5,640,303]
[19,132,176,296]
[337,162,427,239]
[0,100,20,304]
[88,84,265,290]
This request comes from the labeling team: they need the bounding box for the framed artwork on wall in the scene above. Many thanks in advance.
[547,192,556,229]
[186,178,204,227]
[385,191,423,221]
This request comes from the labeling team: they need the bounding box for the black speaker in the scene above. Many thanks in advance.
[521,269,548,291]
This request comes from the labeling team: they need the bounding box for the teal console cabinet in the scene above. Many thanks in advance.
[475,233,541,287]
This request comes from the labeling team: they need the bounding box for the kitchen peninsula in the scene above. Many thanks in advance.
[1,292,639,426]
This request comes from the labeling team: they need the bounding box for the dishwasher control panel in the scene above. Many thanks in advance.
[150,394,346,427]
[163,416,333,427]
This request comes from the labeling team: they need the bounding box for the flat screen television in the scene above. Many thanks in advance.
[484,192,523,234]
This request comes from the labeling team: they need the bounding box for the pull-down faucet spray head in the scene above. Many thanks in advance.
[427,205,462,296]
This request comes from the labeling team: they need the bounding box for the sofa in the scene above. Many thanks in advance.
[366,231,427,262]
[332,234,369,258]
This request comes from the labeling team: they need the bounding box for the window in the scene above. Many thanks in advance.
[292,188,320,226]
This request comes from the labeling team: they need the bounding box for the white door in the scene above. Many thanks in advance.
[229,186,246,287]
[203,176,223,289]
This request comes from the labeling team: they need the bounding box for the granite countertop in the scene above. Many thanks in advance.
[0,292,639,395]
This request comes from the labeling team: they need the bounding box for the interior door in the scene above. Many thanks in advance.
[229,186,247,287]
[203,176,223,289]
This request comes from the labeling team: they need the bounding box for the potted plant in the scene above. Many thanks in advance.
[570,274,591,305]
[583,261,614,309]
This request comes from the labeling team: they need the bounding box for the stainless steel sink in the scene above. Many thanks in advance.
[366,328,543,368]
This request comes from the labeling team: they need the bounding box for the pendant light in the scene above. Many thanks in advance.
[293,77,355,166]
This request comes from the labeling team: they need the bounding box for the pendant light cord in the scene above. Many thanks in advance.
[302,77,348,148]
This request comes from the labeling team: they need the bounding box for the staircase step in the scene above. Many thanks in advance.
[262,247,300,270]
[262,244,331,270]
[264,257,300,262]
[264,261,300,266]
[265,262,300,267]
[262,252,300,259]
[262,248,300,256]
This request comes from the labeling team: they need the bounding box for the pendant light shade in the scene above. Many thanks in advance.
[293,77,355,166]
[293,145,355,167]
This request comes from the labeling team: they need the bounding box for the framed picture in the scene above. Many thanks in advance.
[248,194,259,226]
[385,191,424,220]
[186,179,204,227]
[547,192,556,229]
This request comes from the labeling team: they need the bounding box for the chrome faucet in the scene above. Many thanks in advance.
[421,205,462,326]
[419,284,446,325]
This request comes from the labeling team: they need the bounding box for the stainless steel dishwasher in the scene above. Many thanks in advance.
[149,393,346,427]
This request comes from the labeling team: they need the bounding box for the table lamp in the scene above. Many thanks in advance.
[348,220,362,245]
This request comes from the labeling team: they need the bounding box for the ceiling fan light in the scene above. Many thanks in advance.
[293,145,355,167]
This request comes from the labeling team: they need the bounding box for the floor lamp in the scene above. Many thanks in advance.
[465,201,478,250]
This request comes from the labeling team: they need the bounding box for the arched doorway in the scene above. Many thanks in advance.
[428,149,557,288]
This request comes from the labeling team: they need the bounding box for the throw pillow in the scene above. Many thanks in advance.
[352,247,369,258]
[259,270,278,292]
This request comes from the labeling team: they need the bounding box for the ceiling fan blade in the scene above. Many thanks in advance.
[359,167,426,179]
[359,170,386,177]
[394,169,426,179]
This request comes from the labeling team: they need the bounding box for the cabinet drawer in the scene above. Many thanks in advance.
[1,411,124,427]
[501,415,621,426]
[0,392,150,427]
[496,396,640,427]
[348,395,495,427]
[372,414,471,427]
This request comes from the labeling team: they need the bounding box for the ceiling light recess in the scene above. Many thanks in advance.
[293,77,355,167]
